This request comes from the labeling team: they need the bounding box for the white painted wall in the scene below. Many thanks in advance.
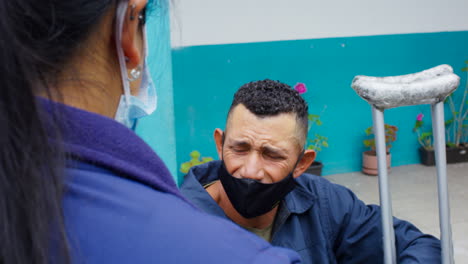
[170,0,468,47]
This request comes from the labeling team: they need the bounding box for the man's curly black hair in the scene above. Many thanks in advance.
[227,79,309,146]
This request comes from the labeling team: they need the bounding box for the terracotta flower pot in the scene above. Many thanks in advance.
[362,150,391,176]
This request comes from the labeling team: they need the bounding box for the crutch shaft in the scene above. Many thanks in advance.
[431,102,454,264]
[372,107,397,264]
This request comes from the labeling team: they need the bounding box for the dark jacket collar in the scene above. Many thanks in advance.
[181,160,317,216]
[40,98,186,202]
[181,162,227,218]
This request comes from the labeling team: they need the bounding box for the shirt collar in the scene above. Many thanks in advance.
[181,162,227,218]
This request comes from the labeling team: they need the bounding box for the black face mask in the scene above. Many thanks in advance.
[218,158,300,219]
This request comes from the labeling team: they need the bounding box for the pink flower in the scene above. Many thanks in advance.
[294,83,307,94]
[417,113,424,121]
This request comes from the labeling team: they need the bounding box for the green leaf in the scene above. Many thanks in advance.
[201,157,214,163]
[462,67,468,72]
[308,114,319,121]
[180,162,191,174]
[182,151,214,173]
[316,120,323,126]
[363,139,374,147]
[447,142,457,148]
[413,120,423,131]
[420,132,433,140]
[322,141,329,148]
[190,150,201,159]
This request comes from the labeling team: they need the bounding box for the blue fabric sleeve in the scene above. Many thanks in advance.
[64,166,302,264]
[324,182,441,263]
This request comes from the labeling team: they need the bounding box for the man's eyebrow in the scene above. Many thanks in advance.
[229,140,250,147]
[228,140,288,155]
[262,145,287,155]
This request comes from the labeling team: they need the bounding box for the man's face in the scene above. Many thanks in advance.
[220,104,303,184]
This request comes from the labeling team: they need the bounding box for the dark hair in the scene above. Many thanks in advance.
[228,79,309,144]
[0,0,144,263]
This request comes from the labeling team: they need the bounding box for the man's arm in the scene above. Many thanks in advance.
[324,182,441,263]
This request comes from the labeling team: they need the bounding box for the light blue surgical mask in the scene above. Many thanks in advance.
[114,2,157,129]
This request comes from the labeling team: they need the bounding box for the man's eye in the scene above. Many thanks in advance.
[233,148,247,153]
[265,153,284,160]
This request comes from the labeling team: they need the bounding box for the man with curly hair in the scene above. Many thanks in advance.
[181,79,441,263]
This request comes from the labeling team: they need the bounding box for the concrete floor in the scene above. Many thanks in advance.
[325,162,467,264]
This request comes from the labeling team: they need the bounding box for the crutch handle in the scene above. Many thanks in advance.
[352,64,460,110]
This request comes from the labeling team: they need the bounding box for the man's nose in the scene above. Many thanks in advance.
[240,153,264,181]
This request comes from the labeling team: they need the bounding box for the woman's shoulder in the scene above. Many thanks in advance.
[63,161,300,264]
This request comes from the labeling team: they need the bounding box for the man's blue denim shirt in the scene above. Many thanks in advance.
[180,160,441,264]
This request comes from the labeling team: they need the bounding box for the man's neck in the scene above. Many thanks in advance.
[206,181,278,229]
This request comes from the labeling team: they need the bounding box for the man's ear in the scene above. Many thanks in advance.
[121,0,147,69]
[293,149,316,178]
[213,128,224,160]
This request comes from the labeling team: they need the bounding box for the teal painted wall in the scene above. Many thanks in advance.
[172,31,468,184]
[136,5,178,179]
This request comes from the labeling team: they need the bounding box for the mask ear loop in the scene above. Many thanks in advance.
[115,2,132,105]
[290,149,305,177]
[295,150,305,166]
[221,132,226,160]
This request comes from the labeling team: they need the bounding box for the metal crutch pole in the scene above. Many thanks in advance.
[372,107,397,264]
[431,102,455,264]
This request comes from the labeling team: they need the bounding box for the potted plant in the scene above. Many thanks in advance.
[413,62,468,165]
[180,150,213,174]
[362,124,398,175]
[413,113,435,166]
[413,111,466,165]
[294,82,329,176]
[305,113,329,176]
[444,61,468,163]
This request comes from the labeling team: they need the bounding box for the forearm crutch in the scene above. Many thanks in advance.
[351,64,460,264]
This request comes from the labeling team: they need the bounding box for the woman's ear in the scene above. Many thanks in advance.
[214,129,224,160]
[121,0,147,69]
[293,149,316,178]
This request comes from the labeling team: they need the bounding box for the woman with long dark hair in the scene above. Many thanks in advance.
[0,0,301,263]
